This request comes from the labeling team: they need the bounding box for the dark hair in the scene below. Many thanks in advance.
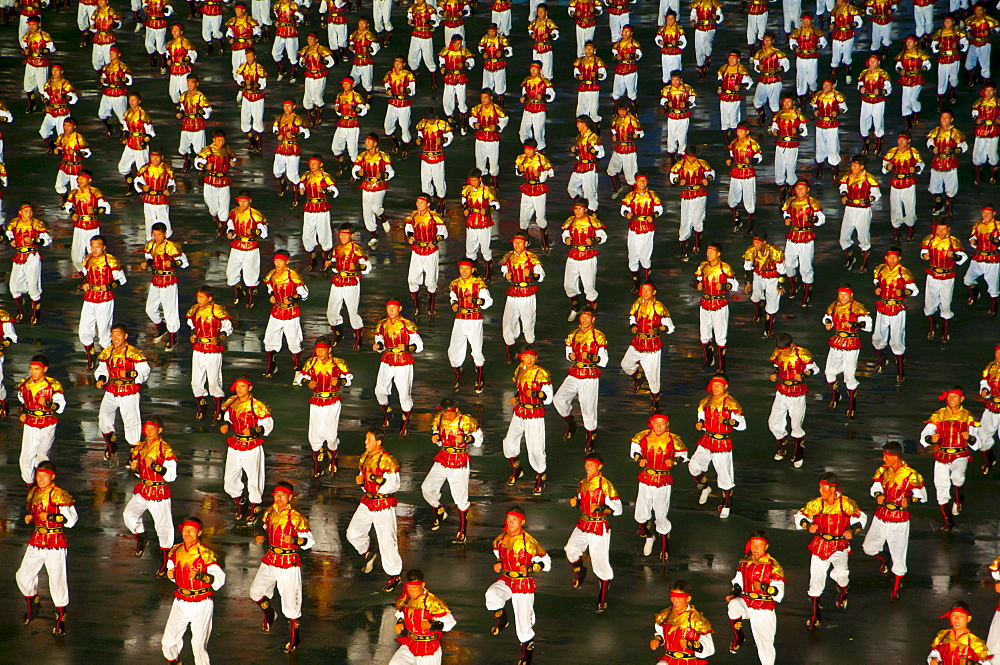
[670,579,693,595]
[775,333,793,348]
[36,460,56,474]
[111,322,128,334]
[882,441,903,456]
[406,569,425,582]
[366,427,386,444]
[146,417,164,428]
[819,471,839,485]
[151,222,167,233]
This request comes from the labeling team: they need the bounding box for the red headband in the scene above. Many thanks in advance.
[29,361,47,368]
[670,590,691,598]
[235,195,252,201]
[404,581,423,588]
[518,349,537,358]
[230,378,253,390]
[35,467,55,477]
[385,299,402,307]
[143,420,161,428]
[314,342,331,350]
[283,99,294,106]
[940,607,972,619]
[648,414,669,427]
[19,203,32,211]
[179,520,202,530]
[837,287,853,294]
[506,509,525,521]
[341,77,354,85]
[819,479,838,487]
[885,249,901,257]
[745,536,768,553]
[272,485,293,495]
[706,376,728,392]
[939,388,964,400]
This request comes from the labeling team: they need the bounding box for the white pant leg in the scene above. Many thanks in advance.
[16,546,69,607]
[23,65,48,94]
[19,424,56,484]
[162,597,215,665]
[720,100,742,130]
[190,351,224,398]
[814,126,840,165]
[808,550,849,596]
[263,316,303,353]
[307,401,342,449]
[634,482,673,533]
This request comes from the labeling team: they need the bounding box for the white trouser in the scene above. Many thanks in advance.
[727,600,777,665]
[442,25,465,45]
[263,316,303,353]
[482,68,507,95]
[23,65,48,94]
[796,58,818,96]
[485,581,536,642]
[808,550,849,597]
[564,528,613,580]
[784,240,814,283]
[679,197,706,240]
[420,160,446,198]
[694,30,716,67]
[119,147,150,175]
[502,295,536,345]
[839,207,872,250]
[968,45,992,79]
[272,36,299,64]
[872,311,906,354]
[824,347,860,389]
[224,445,265,503]
[408,252,440,292]
[660,53,682,81]
[533,50,553,79]
[981,409,1000,451]
[466,226,493,260]
[55,171,78,196]
[609,13,628,42]
[620,347,661,393]
[326,23,348,50]
[449,318,484,367]
[10,256,42,300]
[142,204,172,239]
[519,111,546,150]
[859,101,885,137]
[389,646,442,665]
[626,230,654,270]
[72,228,100,270]
[351,64,374,91]
[16,546,69,607]
[567,171,598,211]
[146,284,180,331]
[728,177,756,213]
[612,73,637,101]
[408,37,436,72]
[373,0,392,31]
[492,9,511,34]
[607,151,638,183]
[100,391,142,446]
[924,277,955,318]
[502,415,546,472]
[720,100,742,131]
[634,482,672,533]
[747,12,768,44]
[938,62,960,94]
[98,95,128,124]
[202,14,223,41]
[814,126,840,164]
[227,248,260,286]
[830,38,853,68]
[204,185,230,221]
[699,307,728,345]
[240,98,265,133]
[751,274,780,313]
[191,351,224,398]
[308,401,342,450]
[123,494,175,548]
[169,74,188,103]
[328,283,362,329]
[563,257,598,301]
[92,43,113,71]
[862,516,909,575]
[78,3,97,31]
[576,90,601,122]
[421,462,470,511]
[301,77,327,110]
[900,84,922,117]
[689,446,735,489]
[346,504,402,575]
[889,186,916,228]
[914,5,933,36]
[768,392,805,438]
[302,211,332,251]
[928,169,958,196]
[331,126,359,160]
[870,21,892,49]
[965,261,1000,296]
[179,130,207,157]
[361,190,387,232]
[783,0,802,31]
[753,81,780,111]
[575,26,595,57]
[250,563,302,619]
[79,300,115,347]
[774,146,798,185]
[553,375,599,430]
[252,0,272,25]
[273,154,301,183]
[933,458,968,504]
[973,137,1000,166]
[375,363,414,412]
[665,118,688,154]
[442,83,468,116]
[385,106,413,142]
[162,598,214,665]
[519,194,547,229]
[20,424,56,484]
[231,49,248,79]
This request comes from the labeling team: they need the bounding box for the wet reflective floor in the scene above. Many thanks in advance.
[1,1,999,663]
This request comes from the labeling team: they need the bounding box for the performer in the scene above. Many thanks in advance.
[881,131,924,242]
[407,0,439,82]
[374,299,423,436]
[6,202,50,326]
[823,285,872,417]
[422,398,483,543]
[838,156,881,270]
[42,64,79,142]
[162,517,226,665]
[79,236,127,369]
[742,232,785,337]
[717,51,752,143]
[226,191,268,308]
[514,139,554,249]
[176,75,212,172]
[200,0,227,53]
[649,580,715,662]
[769,97,807,202]
[331,77,368,167]
[655,12,687,82]
[195,130,236,233]
[95,323,150,457]
[296,155,338,269]
[872,247,919,381]
[972,81,1000,184]
[352,134,394,248]
[781,179,824,305]
[479,24,511,103]
[438,35,474,128]
[293,336,351,477]
[669,147,714,262]
[461,169,499,274]
[53,118,91,201]
[119,92,154,195]
[487,509,551,665]
[319,0,348,62]
[448,259,492,393]
[219,376,274,524]
[567,116,602,212]
[0,304,18,419]
[920,386,981,531]
[751,34,789,126]
[235,49,268,154]
[20,16,55,116]
[348,17,380,93]
[97,48,130,136]
[621,283,674,411]
[964,3,999,85]
[469,91,509,186]
[610,24,641,109]
[527,4,559,80]
[789,15,825,104]
[262,250,308,377]
[271,0,303,82]
[555,307,607,451]
[829,0,862,83]
[896,35,931,130]
[325,222,370,349]
[141,222,188,349]
[187,287,233,422]
[630,413,687,560]
[225,2,261,79]
[134,150,176,239]
[391,570,456,665]
[519,61,554,151]
[857,55,891,155]
[620,173,661,285]
[562,200,606,318]
[17,356,65,486]
[565,452,621,611]
[862,441,926,599]
[572,41,607,125]
[414,108,453,210]
[726,532,784,665]
[271,100,310,204]
[124,417,176,577]
[695,243,739,372]
[726,124,762,233]
[922,220,967,342]
[383,57,416,154]
[689,0,723,80]
[931,15,968,110]
[165,23,198,103]
[501,234,544,360]
[250,481,314,653]
[796,472,867,628]
[348,427,403,592]
[768,333,819,466]
[690,373,745,518]
[965,205,1000,316]
[568,0,602,57]
[660,71,696,161]
[930,602,993,665]
[89,0,122,72]
[404,194,448,315]
[16,461,77,636]
[927,110,967,217]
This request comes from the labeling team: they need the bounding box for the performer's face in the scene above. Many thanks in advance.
[749,539,767,558]
[949,610,970,631]
[897,135,909,149]
[364,431,380,452]
[274,256,289,270]
[578,312,594,329]
[837,291,852,305]
[882,452,899,467]
[90,238,106,256]
[505,514,524,534]
[405,582,425,600]
[710,381,726,397]
[650,419,668,435]
[237,197,251,209]
[520,353,536,368]
[884,253,899,268]
[415,198,430,212]
[512,237,526,252]
[181,525,201,547]
[386,303,401,318]
[273,491,291,509]
[705,247,720,262]
[29,363,46,380]
[818,482,836,500]
[144,422,162,440]
[111,328,128,347]
[338,229,352,244]
[670,593,689,612]
[459,264,473,279]
[584,459,601,477]
[794,183,808,197]
[934,224,950,239]
[35,470,54,489]
[639,284,654,300]
[946,393,963,408]
[152,229,166,243]
[234,381,251,398]
[196,292,212,306]
[315,345,330,360]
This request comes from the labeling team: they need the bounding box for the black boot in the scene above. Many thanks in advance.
[700,343,714,371]
[532,471,546,495]
[134,532,149,557]
[506,457,524,485]
[596,579,610,612]
[491,607,509,635]
[570,559,588,588]
[255,597,276,632]
[807,596,822,628]
[518,640,534,665]
[562,414,577,439]
[729,618,745,653]
[284,618,300,653]
[263,350,278,377]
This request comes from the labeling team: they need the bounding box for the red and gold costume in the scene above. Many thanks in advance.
[770,344,815,398]
[752,46,787,85]
[263,266,306,320]
[273,111,307,157]
[718,62,751,102]
[965,13,999,48]
[178,90,211,134]
[18,375,62,429]
[188,301,231,354]
[515,151,553,196]
[479,32,510,73]
[298,355,350,406]
[97,344,147,397]
[168,540,220,601]
[360,448,400,511]
[573,473,619,536]
[131,435,176,502]
[405,208,446,256]
[695,260,736,310]
[90,5,122,46]
[797,493,864,559]
[7,214,48,264]
[260,504,310,568]
[349,28,378,68]
[415,116,451,165]
[272,0,302,39]
[492,529,548,593]
[395,588,453,657]
[830,2,862,41]
[43,77,75,120]
[384,68,416,108]
[439,44,474,86]
[562,213,605,261]
[825,298,869,351]
[612,35,641,76]
[727,136,761,179]
[521,73,553,113]
[430,409,479,468]
[973,95,1000,139]
[652,603,713,663]
[632,428,686,487]
[67,184,108,232]
[512,362,550,419]
[564,326,607,379]
[621,187,661,234]
[771,106,807,148]
[226,13,260,50]
[927,126,967,172]
[670,157,714,198]
[136,160,174,206]
[353,149,392,192]
[227,205,267,251]
[572,129,602,174]
[871,460,924,524]
[461,182,498,229]
[970,217,1000,264]
[932,26,966,65]
[222,394,271,451]
[527,16,558,55]
[810,88,847,129]
[236,60,267,102]
[144,238,184,288]
[300,168,337,213]
[782,195,823,243]
[407,2,437,39]
[122,106,153,151]
[166,36,196,77]
[375,316,419,367]
[503,249,542,299]
[573,53,606,93]
[660,82,696,119]
[921,233,965,280]
[334,89,366,128]
[81,253,123,304]
[55,130,89,177]
[882,144,923,189]
[928,629,992,665]
[100,60,131,100]
[628,297,670,352]
[873,262,916,316]
[839,169,879,208]
[26,483,75,550]
[696,392,744,452]
[858,66,891,104]
[690,0,722,31]
[196,144,236,188]
[449,274,489,320]
[732,553,784,611]
[22,30,55,69]
[924,405,979,464]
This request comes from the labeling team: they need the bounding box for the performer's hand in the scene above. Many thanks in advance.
[24,514,32,524]
[219,424,229,434]
[167,568,175,580]
[96,380,106,390]
[451,303,459,312]
[983,389,991,398]
[824,322,833,330]
[394,622,404,635]
[769,373,777,383]
[793,373,803,382]
[255,535,267,545]
[696,282,703,291]
[190,334,197,343]
[961,431,970,441]
[431,434,440,444]
[569,497,578,507]
[649,639,660,651]
[307,380,318,390]
[724,594,734,602]
[843,531,853,540]
[355,474,364,485]
[19,413,27,423]
[37,512,49,522]
[637,458,647,467]
[421,618,432,631]
[695,422,704,431]
[994,582,1000,594]
[494,562,502,573]
[876,494,884,504]
[568,353,576,361]
[509,397,517,406]
[931,433,940,443]
[140,261,148,270]
[899,497,908,508]
[742,282,751,295]
[808,523,819,533]
[129,460,138,472]
[227,231,235,239]
[407,236,415,244]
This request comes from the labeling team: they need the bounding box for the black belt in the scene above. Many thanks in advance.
[35,526,63,534]
[25,409,55,417]
[312,391,339,398]
[364,491,393,500]
[142,479,167,486]
[268,545,298,555]
[440,445,467,453]
[152,269,175,276]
